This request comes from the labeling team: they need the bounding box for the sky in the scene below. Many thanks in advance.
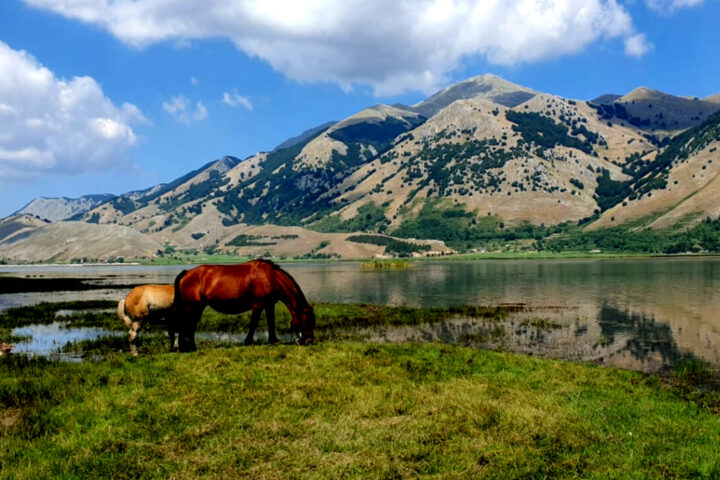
[0,0,718,218]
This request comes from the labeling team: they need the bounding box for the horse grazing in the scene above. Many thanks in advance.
[118,284,176,355]
[172,259,315,352]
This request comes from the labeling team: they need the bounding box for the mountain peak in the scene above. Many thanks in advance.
[705,93,720,104]
[413,74,538,117]
[273,121,337,151]
[610,86,720,130]
[620,86,665,102]
[13,194,116,222]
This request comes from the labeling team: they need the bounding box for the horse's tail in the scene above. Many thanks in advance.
[117,298,133,328]
[173,269,189,309]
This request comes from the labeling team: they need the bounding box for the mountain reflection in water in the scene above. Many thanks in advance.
[1,258,719,372]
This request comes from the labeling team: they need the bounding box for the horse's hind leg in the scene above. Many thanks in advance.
[168,327,179,352]
[266,304,279,344]
[128,318,143,356]
[244,307,263,346]
[176,306,202,352]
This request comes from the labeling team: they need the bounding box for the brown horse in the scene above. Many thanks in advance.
[118,284,176,355]
[172,259,315,351]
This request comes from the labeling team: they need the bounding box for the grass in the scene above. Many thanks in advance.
[1,343,719,479]
[3,299,720,477]
[519,317,563,329]
[9,250,720,267]
[62,333,170,356]
[133,246,700,266]
[432,251,673,261]
[360,259,414,269]
[142,253,253,265]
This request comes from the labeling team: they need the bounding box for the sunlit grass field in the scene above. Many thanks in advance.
[1,300,720,478]
[1,342,719,479]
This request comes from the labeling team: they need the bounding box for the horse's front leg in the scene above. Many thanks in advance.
[266,303,279,344]
[244,306,263,346]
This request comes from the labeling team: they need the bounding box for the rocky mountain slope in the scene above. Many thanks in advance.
[592,110,720,230]
[589,87,718,131]
[4,74,720,261]
[0,217,163,262]
[14,194,116,222]
[0,214,50,245]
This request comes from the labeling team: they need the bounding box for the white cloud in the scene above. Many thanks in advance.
[645,0,705,13]
[0,41,144,182]
[625,33,653,57]
[162,95,207,124]
[190,76,199,86]
[194,101,208,121]
[23,0,646,95]
[222,90,253,110]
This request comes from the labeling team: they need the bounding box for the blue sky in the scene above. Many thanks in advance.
[0,0,718,217]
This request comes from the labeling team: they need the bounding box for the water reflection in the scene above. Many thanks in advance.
[596,305,695,370]
[11,321,121,361]
[2,258,720,371]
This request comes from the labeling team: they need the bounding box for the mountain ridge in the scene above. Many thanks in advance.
[14,194,117,222]
[4,75,720,262]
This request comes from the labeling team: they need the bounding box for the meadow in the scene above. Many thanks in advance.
[1,300,720,478]
[1,343,720,479]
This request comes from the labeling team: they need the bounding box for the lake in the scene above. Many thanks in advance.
[2,257,719,371]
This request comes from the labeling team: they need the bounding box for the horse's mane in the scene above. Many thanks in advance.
[255,258,279,268]
[260,259,310,308]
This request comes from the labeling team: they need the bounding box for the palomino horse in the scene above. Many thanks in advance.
[172,259,316,352]
[118,284,176,355]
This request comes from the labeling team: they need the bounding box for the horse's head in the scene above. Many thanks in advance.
[292,304,315,345]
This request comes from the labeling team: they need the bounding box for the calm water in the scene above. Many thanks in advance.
[11,322,121,361]
[2,258,719,371]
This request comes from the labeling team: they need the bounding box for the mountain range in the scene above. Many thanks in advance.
[3,74,720,262]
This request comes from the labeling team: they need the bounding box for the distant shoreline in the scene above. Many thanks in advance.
[0,262,142,268]
[3,251,720,269]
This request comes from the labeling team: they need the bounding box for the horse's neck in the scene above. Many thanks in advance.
[276,270,306,313]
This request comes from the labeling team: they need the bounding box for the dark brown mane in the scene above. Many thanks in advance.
[255,258,279,268]
[249,259,308,307]
[274,264,310,309]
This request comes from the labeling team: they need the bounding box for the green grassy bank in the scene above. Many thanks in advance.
[140,250,720,266]
[1,344,719,479]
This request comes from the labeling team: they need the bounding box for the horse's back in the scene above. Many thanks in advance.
[126,284,175,315]
[176,260,279,303]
